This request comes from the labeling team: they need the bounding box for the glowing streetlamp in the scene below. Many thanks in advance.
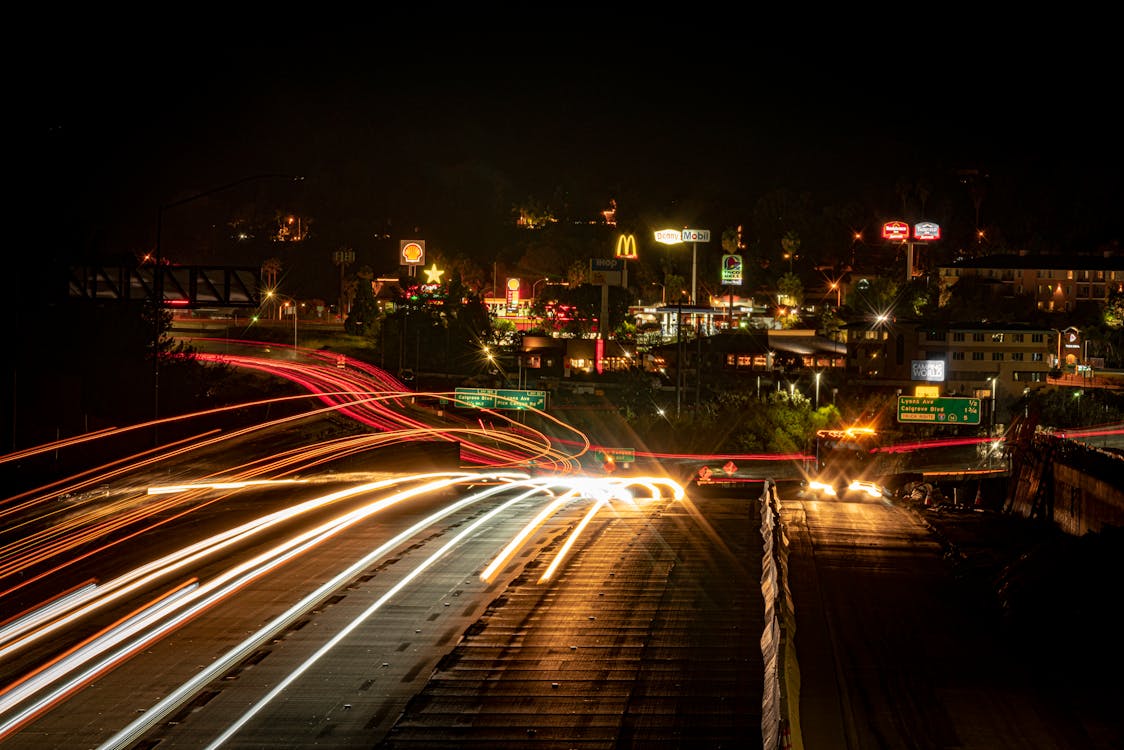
[264,290,299,352]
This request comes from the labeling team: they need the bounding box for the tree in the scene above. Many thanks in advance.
[847,276,900,318]
[777,272,804,308]
[721,227,739,254]
[938,275,1034,323]
[1104,289,1124,329]
[781,231,801,273]
[551,283,633,337]
[344,266,380,336]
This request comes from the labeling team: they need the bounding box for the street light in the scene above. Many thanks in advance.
[650,281,666,305]
[989,376,998,437]
[815,372,821,410]
[264,290,299,352]
[533,277,568,299]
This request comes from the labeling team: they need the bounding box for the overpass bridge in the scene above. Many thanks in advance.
[67,264,261,308]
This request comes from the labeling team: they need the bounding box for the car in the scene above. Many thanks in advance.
[800,475,889,501]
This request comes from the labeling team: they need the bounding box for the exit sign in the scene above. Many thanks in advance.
[897,396,981,424]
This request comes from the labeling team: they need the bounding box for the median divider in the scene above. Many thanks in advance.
[759,479,803,750]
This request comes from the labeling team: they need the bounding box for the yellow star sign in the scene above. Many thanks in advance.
[423,263,445,284]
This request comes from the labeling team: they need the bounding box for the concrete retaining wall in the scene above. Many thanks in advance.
[1006,433,1124,536]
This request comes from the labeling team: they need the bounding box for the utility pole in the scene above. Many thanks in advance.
[332,247,355,321]
[676,297,683,418]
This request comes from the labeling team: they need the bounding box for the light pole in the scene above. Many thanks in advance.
[651,282,666,304]
[815,372,821,410]
[676,295,684,418]
[265,290,299,352]
[151,173,302,443]
[989,376,998,437]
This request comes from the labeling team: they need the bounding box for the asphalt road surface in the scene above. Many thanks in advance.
[779,479,1119,750]
[7,474,1119,750]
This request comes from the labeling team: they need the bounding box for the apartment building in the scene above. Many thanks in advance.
[843,320,1056,405]
[938,252,1124,313]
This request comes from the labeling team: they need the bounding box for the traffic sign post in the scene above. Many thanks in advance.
[897,396,981,424]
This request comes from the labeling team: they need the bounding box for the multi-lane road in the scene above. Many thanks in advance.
[2,341,1117,749]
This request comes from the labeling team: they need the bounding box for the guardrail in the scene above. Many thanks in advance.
[759,479,803,750]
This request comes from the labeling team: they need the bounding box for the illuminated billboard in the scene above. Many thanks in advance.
[881,221,909,241]
[913,222,941,241]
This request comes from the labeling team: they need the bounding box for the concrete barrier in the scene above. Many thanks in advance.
[759,479,803,750]
[1006,431,1124,535]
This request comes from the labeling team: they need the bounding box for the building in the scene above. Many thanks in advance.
[938,252,1124,313]
[843,319,1057,411]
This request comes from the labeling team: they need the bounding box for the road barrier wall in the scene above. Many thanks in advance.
[759,479,803,750]
[1007,432,1124,535]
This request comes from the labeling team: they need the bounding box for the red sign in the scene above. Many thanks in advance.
[723,461,738,475]
[881,221,909,241]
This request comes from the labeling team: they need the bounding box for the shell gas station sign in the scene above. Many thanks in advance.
[400,240,425,266]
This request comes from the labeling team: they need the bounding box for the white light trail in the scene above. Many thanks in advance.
[195,482,548,750]
[96,472,531,750]
[538,497,607,583]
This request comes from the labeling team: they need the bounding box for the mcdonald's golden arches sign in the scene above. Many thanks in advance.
[614,234,638,260]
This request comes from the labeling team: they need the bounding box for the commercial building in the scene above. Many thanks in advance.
[937,252,1124,313]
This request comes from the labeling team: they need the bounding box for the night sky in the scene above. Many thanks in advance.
[26,30,1122,300]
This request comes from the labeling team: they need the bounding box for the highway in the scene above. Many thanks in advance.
[779,483,1108,749]
[2,342,1117,749]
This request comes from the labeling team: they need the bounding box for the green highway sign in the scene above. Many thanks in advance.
[453,388,496,408]
[494,389,547,410]
[454,387,546,411]
[897,396,981,424]
[597,448,636,464]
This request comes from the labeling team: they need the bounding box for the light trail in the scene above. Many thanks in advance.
[1,473,513,738]
[146,479,308,495]
[0,580,199,715]
[538,497,607,583]
[0,337,701,745]
[95,473,538,750]
[480,491,576,583]
[3,467,686,746]
[0,474,466,655]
